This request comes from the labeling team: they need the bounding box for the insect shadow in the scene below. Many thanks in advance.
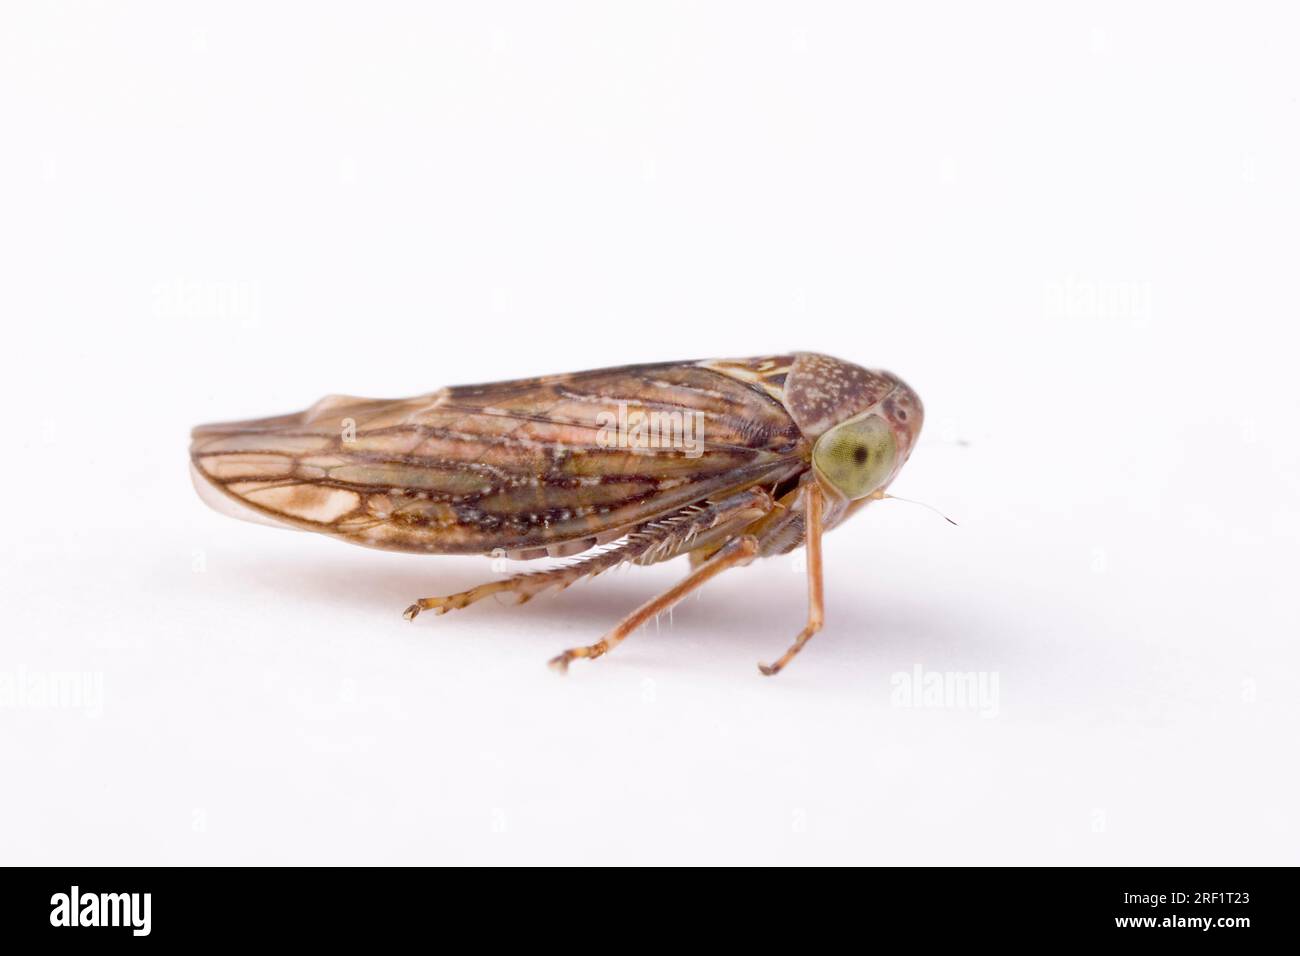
[220,551,1015,686]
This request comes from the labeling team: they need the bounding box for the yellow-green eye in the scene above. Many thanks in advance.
[812,414,897,500]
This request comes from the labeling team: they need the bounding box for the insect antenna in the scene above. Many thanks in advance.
[874,490,958,526]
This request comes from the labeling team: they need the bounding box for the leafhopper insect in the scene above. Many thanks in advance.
[190,353,924,675]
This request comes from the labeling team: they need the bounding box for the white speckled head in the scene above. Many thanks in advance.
[784,352,924,500]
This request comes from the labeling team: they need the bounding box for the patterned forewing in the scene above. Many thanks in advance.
[190,361,807,555]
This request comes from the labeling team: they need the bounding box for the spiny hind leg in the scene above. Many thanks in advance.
[548,534,760,674]
[404,574,539,620]
[404,487,775,622]
[403,543,637,621]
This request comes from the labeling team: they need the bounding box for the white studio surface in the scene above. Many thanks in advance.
[1,3,1296,865]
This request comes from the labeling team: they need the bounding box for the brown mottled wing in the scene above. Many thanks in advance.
[190,360,809,556]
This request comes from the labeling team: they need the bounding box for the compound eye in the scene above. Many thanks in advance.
[812,415,897,500]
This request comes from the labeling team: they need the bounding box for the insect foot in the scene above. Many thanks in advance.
[547,640,610,675]
[547,534,761,675]
[403,596,461,620]
[757,621,825,677]
[403,599,447,620]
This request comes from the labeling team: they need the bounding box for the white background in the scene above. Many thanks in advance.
[2,2,1297,865]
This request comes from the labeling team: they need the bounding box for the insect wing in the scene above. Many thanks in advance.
[191,361,807,555]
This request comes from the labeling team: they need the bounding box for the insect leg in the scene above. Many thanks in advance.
[404,487,774,621]
[402,538,644,621]
[757,481,825,676]
[547,534,761,674]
